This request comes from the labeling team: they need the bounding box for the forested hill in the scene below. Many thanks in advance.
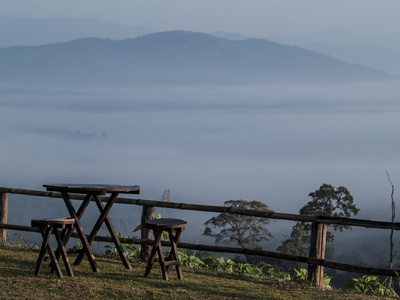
[0,30,394,85]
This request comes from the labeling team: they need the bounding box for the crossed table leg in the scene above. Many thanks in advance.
[60,192,100,272]
[61,192,132,271]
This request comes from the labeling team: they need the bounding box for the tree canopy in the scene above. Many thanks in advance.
[277,183,360,271]
[204,200,272,249]
[303,183,359,230]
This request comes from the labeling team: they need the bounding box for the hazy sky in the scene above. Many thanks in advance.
[2,0,400,37]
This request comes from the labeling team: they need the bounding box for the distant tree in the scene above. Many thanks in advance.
[277,183,360,271]
[204,200,273,249]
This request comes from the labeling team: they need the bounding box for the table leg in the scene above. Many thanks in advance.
[61,192,99,273]
[62,194,93,245]
[53,194,92,270]
[94,194,132,269]
[74,193,132,270]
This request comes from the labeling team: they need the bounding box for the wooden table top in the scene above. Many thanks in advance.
[43,184,140,195]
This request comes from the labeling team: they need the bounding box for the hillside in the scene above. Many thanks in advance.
[301,42,400,75]
[0,245,390,299]
[0,30,394,85]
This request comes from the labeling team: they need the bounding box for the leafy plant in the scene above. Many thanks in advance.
[323,274,332,287]
[293,268,331,287]
[268,268,291,281]
[294,268,308,282]
[345,275,380,294]
[345,275,399,298]
[104,232,139,258]
[203,256,269,277]
[178,251,206,268]
[72,241,83,250]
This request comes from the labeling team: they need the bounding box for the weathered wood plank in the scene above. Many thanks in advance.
[0,192,8,242]
[140,205,155,261]
[308,223,327,286]
[2,186,400,230]
[3,222,400,278]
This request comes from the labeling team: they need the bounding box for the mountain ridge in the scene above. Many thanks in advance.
[0,30,394,86]
[0,15,155,47]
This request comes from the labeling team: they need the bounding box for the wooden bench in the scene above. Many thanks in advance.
[31,218,76,277]
[144,218,187,280]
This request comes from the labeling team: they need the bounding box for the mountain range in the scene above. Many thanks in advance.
[268,28,400,52]
[268,28,400,76]
[298,42,400,76]
[0,15,154,47]
[2,15,400,81]
[0,30,394,86]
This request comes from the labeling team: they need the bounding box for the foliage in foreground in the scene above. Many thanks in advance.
[100,230,399,298]
[345,275,399,298]
[178,252,399,298]
[1,243,398,299]
[180,253,334,288]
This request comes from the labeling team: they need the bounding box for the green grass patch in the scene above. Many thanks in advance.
[0,244,394,299]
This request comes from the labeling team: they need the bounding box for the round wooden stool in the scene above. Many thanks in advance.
[144,218,187,280]
[31,218,76,277]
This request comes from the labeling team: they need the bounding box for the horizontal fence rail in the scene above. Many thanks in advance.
[1,186,400,287]
[2,187,400,230]
[1,222,399,278]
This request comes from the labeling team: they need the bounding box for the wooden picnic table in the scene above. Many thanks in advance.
[43,184,140,272]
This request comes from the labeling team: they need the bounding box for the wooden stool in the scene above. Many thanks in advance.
[31,218,76,277]
[144,218,187,280]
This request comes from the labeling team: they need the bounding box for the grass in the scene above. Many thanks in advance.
[0,244,395,299]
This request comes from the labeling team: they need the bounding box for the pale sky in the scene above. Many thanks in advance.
[1,0,400,37]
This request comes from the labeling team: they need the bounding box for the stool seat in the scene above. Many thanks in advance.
[32,218,75,228]
[144,218,187,229]
[144,218,187,280]
[31,218,76,277]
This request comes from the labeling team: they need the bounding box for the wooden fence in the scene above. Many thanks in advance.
[1,186,400,287]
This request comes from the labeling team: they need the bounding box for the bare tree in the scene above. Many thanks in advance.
[386,171,396,287]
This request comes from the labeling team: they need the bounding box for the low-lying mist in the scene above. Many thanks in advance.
[1,81,400,279]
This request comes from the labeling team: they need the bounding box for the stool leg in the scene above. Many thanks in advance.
[164,229,174,277]
[144,225,186,281]
[145,230,164,278]
[156,233,168,281]
[52,225,74,274]
[35,227,51,276]
[46,231,63,277]
[54,227,74,277]
[166,228,184,280]
[35,226,63,277]
[51,226,67,274]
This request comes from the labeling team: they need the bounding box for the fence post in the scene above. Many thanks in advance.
[0,192,8,243]
[140,205,155,261]
[308,222,327,287]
